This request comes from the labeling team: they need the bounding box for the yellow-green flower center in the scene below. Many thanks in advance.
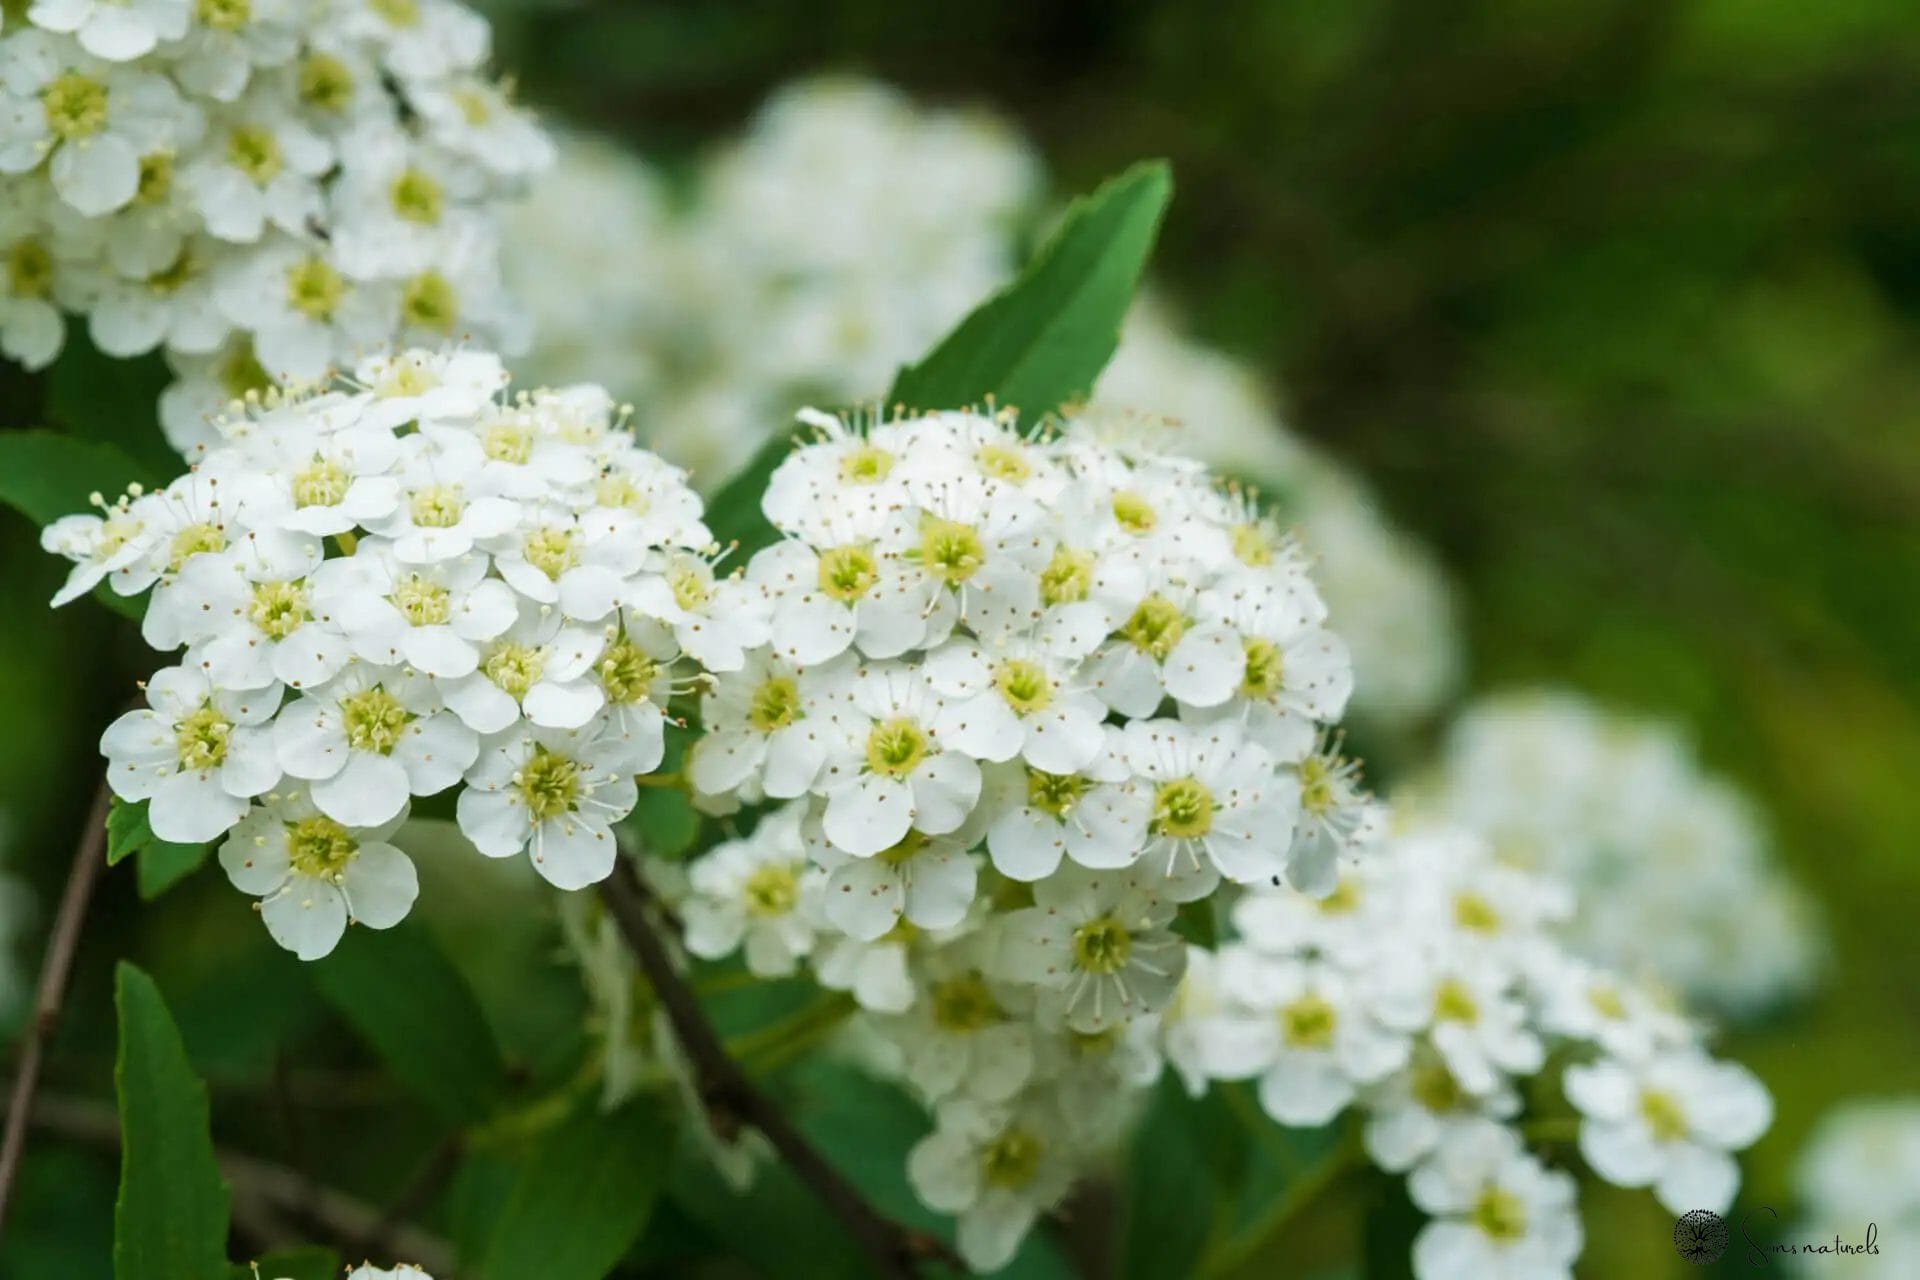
[483,642,544,698]
[597,633,657,706]
[930,973,1002,1032]
[878,829,928,868]
[1151,777,1214,840]
[1299,754,1337,816]
[975,443,1031,483]
[1588,983,1628,1021]
[992,659,1053,715]
[43,73,108,141]
[1111,490,1157,535]
[1232,521,1276,567]
[390,167,443,224]
[297,53,354,112]
[370,0,418,25]
[1433,978,1479,1025]
[1280,993,1338,1049]
[522,526,578,580]
[136,151,174,204]
[227,124,282,184]
[742,862,799,917]
[1317,876,1361,915]
[5,240,53,300]
[1409,1058,1467,1113]
[1639,1089,1690,1143]
[1120,595,1185,660]
[1469,1186,1528,1242]
[168,521,227,571]
[1071,916,1132,974]
[219,341,272,400]
[481,421,534,465]
[747,676,801,732]
[1241,638,1284,700]
[174,705,232,771]
[393,575,451,627]
[292,458,348,508]
[1038,546,1093,606]
[145,248,201,296]
[837,443,893,485]
[409,485,464,528]
[917,515,986,585]
[401,271,458,332]
[595,474,648,511]
[286,814,357,878]
[340,686,410,754]
[196,0,251,29]
[980,1129,1043,1190]
[248,579,310,640]
[865,718,928,778]
[816,544,878,602]
[286,257,345,320]
[1025,768,1087,818]
[1453,892,1501,934]
[452,87,493,125]
[517,744,581,822]
[669,562,710,612]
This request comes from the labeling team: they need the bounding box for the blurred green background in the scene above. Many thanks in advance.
[5,0,1919,1275]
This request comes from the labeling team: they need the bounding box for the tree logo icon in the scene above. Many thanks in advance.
[1674,1209,1730,1264]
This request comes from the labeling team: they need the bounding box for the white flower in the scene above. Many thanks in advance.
[218,787,416,959]
[1361,1044,1521,1173]
[999,864,1184,1034]
[1565,1049,1772,1214]
[906,1093,1078,1272]
[101,664,282,842]
[1400,948,1545,1096]
[1407,1120,1581,1280]
[811,927,915,1014]
[679,803,817,977]
[687,648,845,802]
[182,99,330,242]
[439,601,604,734]
[922,634,1108,775]
[456,718,640,889]
[273,664,476,827]
[1122,718,1297,900]
[816,664,981,857]
[212,237,386,380]
[808,823,977,942]
[981,736,1149,882]
[882,936,1034,1104]
[343,1266,432,1280]
[310,539,517,678]
[25,0,187,63]
[1219,949,1411,1127]
[174,537,348,690]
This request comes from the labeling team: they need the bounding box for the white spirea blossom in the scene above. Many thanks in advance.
[1411,689,1822,1017]
[0,0,549,456]
[49,348,720,958]
[1789,1098,1917,1277]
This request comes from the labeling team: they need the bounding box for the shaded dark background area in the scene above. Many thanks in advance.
[3,1,1918,1275]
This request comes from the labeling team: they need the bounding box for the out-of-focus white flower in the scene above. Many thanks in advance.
[1407,1120,1581,1280]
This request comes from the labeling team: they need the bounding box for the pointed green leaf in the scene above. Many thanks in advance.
[113,963,231,1280]
[479,1097,674,1280]
[889,159,1172,421]
[309,918,509,1125]
[137,839,211,899]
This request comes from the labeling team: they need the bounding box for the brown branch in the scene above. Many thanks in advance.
[8,1093,456,1274]
[599,857,956,1279]
[0,780,111,1237]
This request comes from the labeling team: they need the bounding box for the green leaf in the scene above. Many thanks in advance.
[1121,1078,1247,1280]
[479,1097,674,1280]
[226,1246,339,1280]
[106,797,151,867]
[113,963,231,1280]
[45,332,181,475]
[699,159,1172,559]
[137,839,211,900]
[1360,1173,1421,1280]
[889,159,1172,423]
[309,919,509,1125]
[0,428,152,528]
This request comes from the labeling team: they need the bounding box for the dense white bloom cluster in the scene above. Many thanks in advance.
[565,404,1370,1269]
[1790,1098,1915,1276]
[0,0,548,456]
[42,348,714,959]
[507,79,1039,484]
[1168,817,1772,1280]
[1410,690,1821,1016]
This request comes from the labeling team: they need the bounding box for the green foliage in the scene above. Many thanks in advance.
[113,963,231,1280]
[0,429,150,528]
[1121,1079,1248,1279]
[701,159,1172,559]
[45,335,179,475]
[108,798,209,898]
[309,919,510,1126]
[479,1098,675,1280]
[889,159,1171,422]
[625,723,703,859]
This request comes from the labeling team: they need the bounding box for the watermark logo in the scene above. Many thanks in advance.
[1675,1209,1731,1265]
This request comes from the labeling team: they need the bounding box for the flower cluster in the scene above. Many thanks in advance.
[0,0,549,456]
[43,348,715,959]
[1791,1098,1917,1277]
[580,404,1368,1269]
[1167,817,1773,1280]
[1409,690,1821,1016]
